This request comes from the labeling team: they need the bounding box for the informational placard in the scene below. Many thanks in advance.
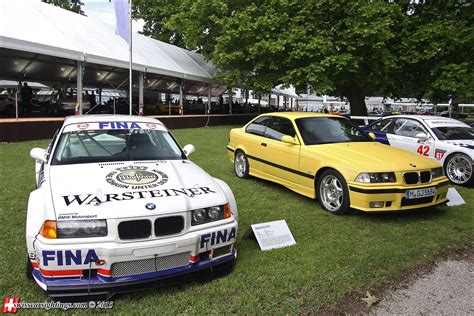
[251,220,296,251]
[446,188,465,206]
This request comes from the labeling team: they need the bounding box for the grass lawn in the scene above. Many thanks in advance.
[0,125,472,313]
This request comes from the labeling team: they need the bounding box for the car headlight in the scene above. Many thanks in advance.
[355,172,396,183]
[431,167,444,179]
[56,220,108,238]
[191,204,231,226]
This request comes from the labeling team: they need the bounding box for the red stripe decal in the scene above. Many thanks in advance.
[97,269,111,276]
[40,268,83,277]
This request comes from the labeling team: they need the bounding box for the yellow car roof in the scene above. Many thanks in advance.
[258,112,342,120]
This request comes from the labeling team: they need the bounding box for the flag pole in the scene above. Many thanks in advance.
[128,0,133,115]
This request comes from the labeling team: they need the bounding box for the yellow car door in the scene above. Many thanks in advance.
[238,116,272,172]
[260,116,301,184]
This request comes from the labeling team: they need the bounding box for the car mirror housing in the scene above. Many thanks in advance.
[368,132,376,140]
[183,144,196,156]
[415,132,429,141]
[30,148,47,163]
[281,135,300,145]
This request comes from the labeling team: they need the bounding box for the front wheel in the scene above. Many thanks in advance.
[444,153,473,185]
[234,150,250,179]
[317,169,351,215]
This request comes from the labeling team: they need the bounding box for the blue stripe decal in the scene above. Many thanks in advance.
[373,131,390,145]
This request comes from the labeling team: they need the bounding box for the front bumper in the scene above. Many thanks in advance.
[348,178,450,212]
[30,221,237,298]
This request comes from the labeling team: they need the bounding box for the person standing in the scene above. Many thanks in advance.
[20,82,32,116]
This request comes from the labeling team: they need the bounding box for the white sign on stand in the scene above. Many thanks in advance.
[446,188,465,206]
[251,220,296,251]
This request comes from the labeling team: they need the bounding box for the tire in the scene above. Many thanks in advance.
[25,254,33,280]
[317,169,351,215]
[444,153,473,185]
[234,150,250,179]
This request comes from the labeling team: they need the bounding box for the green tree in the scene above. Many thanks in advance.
[134,0,474,115]
[42,0,83,15]
[393,1,474,104]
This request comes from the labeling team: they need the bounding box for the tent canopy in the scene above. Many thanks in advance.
[0,0,218,87]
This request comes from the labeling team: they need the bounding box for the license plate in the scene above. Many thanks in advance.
[405,187,436,199]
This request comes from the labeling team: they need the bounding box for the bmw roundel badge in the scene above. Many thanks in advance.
[145,203,156,210]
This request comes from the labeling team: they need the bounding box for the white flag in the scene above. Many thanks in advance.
[113,0,129,43]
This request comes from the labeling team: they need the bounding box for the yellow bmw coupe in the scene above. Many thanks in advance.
[227,112,449,215]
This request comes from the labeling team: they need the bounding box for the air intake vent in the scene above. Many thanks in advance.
[118,220,151,240]
[155,216,184,237]
[111,252,190,277]
[420,171,431,183]
[404,172,419,184]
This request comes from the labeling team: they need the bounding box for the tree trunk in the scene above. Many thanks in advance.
[345,86,367,116]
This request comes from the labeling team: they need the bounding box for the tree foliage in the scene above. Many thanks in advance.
[133,0,474,114]
[43,0,84,15]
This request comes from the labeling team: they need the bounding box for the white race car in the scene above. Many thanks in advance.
[364,115,474,185]
[26,115,238,298]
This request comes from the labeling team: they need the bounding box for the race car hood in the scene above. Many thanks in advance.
[307,142,440,172]
[48,160,227,220]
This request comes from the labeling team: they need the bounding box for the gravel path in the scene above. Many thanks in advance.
[374,258,474,314]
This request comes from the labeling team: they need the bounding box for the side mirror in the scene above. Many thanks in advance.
[368,132,376,140]
[281,135,300,145]
[415,132,429,141]
[30,148,47,163]
[183,144,195,156]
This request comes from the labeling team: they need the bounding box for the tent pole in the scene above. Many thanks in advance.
[77,61,83,115]
[129,0,133,116]
[138,71,143,115]
[179,80,183,115]
[15,90,18,121]
[207,84,211,115]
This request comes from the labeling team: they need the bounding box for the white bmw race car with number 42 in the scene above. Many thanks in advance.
[365,115,474,185]
[26,115,238,298]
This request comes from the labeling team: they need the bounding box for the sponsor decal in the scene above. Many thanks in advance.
[446,142,474,150]
[42,249,99,267]
[38,170,45,187]
[416,145,430,156]
[106,166,168,190]
[146,123,157,129]
[57,213,98,220]
[409,163,417,168]
[62,186,217,206]
[77,123,89,130]
[200,228,236,249]
[435,148,447,160]
[99,122,141,129]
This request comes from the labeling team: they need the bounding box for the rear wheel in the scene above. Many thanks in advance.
[234,150,250,179]
[444,153,473,185]
[317,169,351,215]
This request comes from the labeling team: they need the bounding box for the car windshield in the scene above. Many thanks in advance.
[431,126,474,140]
[296,117,372,145]
[52,129,185,165]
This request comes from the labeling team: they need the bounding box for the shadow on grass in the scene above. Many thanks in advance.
[351,205,449,223]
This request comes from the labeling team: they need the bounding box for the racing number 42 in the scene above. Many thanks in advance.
[417,145,430,156]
